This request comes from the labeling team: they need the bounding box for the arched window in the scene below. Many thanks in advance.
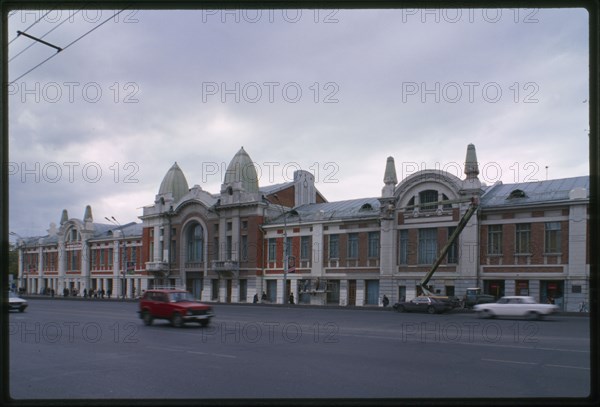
[186,223,203,262]
[419,189,438,211]
[68,227,80,242]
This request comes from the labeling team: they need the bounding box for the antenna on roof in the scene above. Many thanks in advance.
[545,166,549,181]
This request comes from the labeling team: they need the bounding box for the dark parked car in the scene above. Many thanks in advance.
[393,296,454,314]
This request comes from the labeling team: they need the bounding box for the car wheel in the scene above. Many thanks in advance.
[19,306,26,313]
[427,306,436,314]
[480,309,493,319]
[528,311,542,321]
[142,311,153,326]
[171,313,183,328]
[200,320,210,327]
[395,305,405,313]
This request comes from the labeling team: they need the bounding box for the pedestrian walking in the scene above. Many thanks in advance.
[382,295,389,307]
[107,289,112,299]
[289,292,295,305]
[83,288,88,298]
[253,293,259,303]
[261,291,267,302]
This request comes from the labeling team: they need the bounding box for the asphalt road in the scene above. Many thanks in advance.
[7,298,592,402]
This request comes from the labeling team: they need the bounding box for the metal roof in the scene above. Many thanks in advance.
[267,197,381,224]
[480,176,589,208]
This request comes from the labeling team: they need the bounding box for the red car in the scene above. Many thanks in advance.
[139,289,214,327]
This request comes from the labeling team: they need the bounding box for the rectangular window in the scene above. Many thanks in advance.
[213,238,219,261]
[99,249,104,266]
[70,251,77,270]
[328,234,339,259]
[398,229,408,265]
[241,235,248,261]
[544,222,561,254]
[300,236,310,260]
[170,240,176,263]
[226,236,232,260]
[447,227,458,264]
[515,223,531,254]
[418,228,437,264]
[487,225,503,255]
[368,232,379,258]
[268,238,276,262]
[149,242,154,261]
[347,233,359,259]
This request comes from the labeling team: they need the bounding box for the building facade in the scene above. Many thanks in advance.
[15,144,590,311]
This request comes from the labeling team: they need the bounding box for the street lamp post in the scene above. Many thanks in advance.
[272,195,288,304]
[106,216,126,300]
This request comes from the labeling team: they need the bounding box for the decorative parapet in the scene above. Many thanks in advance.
[211,260,240,278]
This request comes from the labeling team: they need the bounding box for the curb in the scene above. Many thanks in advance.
[20,295,590,316]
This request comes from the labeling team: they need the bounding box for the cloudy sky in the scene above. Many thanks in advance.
[6,6,589,238]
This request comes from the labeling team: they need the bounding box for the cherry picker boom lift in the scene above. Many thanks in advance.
[417,197,479,304]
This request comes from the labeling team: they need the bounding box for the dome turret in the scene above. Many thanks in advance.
[158,162,189,203]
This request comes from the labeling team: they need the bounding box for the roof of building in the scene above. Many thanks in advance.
[223,147,259,193]
[480,176,589,208]
[260,182,292,196]
[16,222,143,247]
[267,197,381,224]
[158,162,190,202]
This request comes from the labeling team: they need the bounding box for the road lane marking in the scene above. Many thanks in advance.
[545,364,590,370]
[212,353,237,359]
[481,358,537,365]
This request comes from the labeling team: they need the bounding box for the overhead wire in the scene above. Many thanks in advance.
[9,9,83,63]
[9,8,129,84]
[8,8,57,45]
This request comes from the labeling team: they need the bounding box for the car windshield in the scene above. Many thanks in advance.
[9,292,19,299]
[168,292,196,302]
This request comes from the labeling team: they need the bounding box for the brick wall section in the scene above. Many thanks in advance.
[141,227,152,264]
[480,219,570,269]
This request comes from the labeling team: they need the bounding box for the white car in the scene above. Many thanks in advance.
[473,296,558,320]
[8,291,28,312]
